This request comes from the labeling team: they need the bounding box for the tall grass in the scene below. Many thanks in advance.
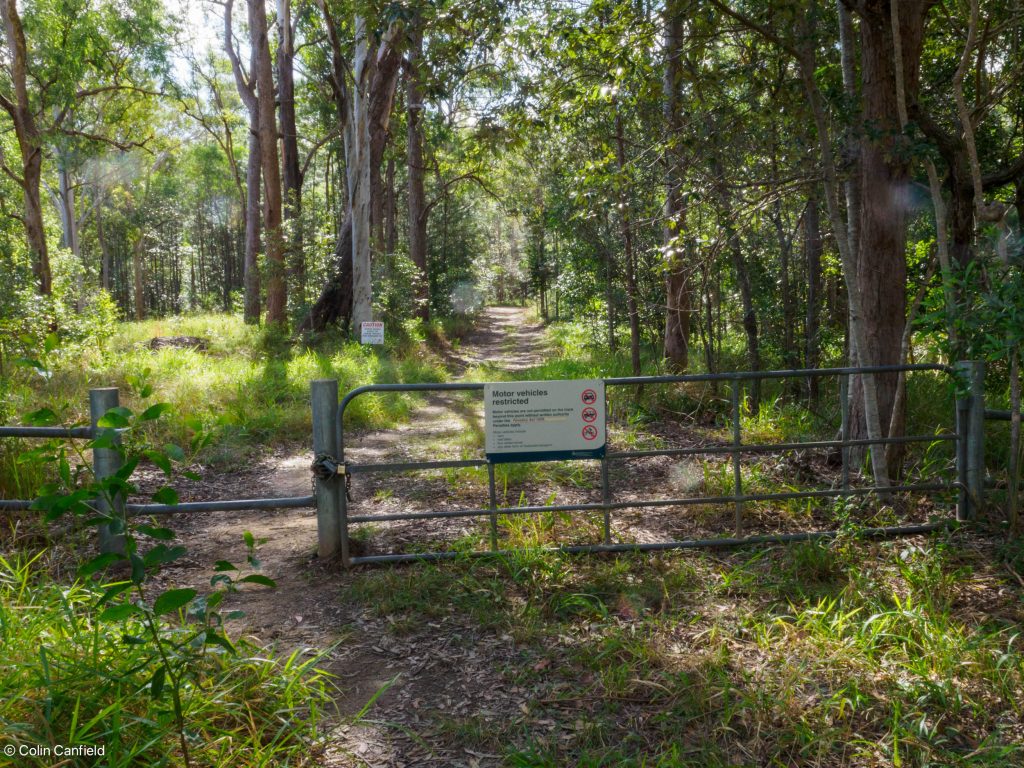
[0,551,333,766]
[0,313,449,472]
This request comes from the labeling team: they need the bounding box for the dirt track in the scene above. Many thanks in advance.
[155,306,556,767]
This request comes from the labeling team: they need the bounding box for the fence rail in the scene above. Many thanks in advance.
[0,386,320,555]
[332,362,982,567]
[0,362,989,565]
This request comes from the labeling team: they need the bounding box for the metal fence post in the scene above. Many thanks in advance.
[311,379,343,560]
[956,361,985,520]
[89,388,125,555]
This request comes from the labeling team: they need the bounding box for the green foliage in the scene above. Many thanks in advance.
[2,351,329,766]
[347,539,1024,766]
[0,551,331,767]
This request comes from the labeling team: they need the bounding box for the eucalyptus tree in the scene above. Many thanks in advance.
[222,0,263,323]
[0,0,169,296]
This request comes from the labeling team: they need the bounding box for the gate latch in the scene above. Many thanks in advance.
[311,453,340,480]
[311,454,353,502]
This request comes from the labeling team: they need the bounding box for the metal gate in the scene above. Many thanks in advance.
[328,363,984,566]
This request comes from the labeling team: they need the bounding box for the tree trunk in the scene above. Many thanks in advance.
[96,200,112,292]
[132,236,146,321]
[725,216,761,413]
[298,215,354,334]
[845,0,932,452]
[250,0,286,325]
[406,22,429,320]
[805,190,823,405]
[224,0,262,324]
[662,0,690,372]
[57,159,86,311]
[302,3,402,335]
[614,109,642,377]
[276,0,304,299]
[244,126,262,323]
[384,157,397,256]
[0,0,52,295]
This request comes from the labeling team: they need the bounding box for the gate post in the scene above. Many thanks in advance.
[956,361,985,521]
[90,388,125,554]
[311,379,343,559]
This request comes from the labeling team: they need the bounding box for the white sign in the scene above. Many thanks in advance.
[485,379,605,462]
[360,321,384,345]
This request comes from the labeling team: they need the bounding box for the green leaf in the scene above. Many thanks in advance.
[243,531,255,550]
[237,574,277,588]
[98,582,133,605]
[129,553,146,585]
[149,667,166,699]
[182,470,201,481]
[78,553,123,578]
[43,332,59,353]
[100,602,141,621]
[97,407,132,429]
[136,525,175,541]
[25,407,60,426]
[140,403,171,422]
[153,588,197,616]
[213,560,237,572]
[16,357,45,371]
[89,432,118,450]
[143,545,187,568]
[138,383,153,399]
[164,443,185,462]
[145,450,172,476]
[204,629,236,654]
[152,487,178,506]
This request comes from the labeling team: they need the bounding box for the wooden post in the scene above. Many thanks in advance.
[311,379,342,559]
[89,388,125,554]
[956,361,985,520]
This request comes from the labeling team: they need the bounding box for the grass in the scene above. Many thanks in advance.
[1,313,449,473]
[343,534,1024,766]
[0,550,334,767]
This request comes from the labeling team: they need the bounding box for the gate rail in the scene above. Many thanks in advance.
[0,362,988,565]
[332,362,984,566]
[1,387,316,554]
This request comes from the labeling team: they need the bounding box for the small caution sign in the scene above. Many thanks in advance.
[360,321,384,345]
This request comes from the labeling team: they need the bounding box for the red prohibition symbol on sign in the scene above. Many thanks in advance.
[581,406,598,422]
[582,424,598,441]
[581,389,598,405]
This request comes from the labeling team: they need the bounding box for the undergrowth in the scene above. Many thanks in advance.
[0,313,448,475]
[0,551,332,767]
[345,533,1024,767]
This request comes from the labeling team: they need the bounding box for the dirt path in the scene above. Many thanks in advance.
[158,306,552,767]
[151,304,952,766]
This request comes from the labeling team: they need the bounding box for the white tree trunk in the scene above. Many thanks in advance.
[347,14,374,331]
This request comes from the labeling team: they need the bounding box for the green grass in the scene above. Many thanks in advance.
[343,534,1024,766]
[1,313,449,472]
[0,550,333,767]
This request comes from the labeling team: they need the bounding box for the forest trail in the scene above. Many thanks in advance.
[158,305,554,767]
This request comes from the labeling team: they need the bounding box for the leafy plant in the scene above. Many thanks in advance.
[19,357,281,767]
